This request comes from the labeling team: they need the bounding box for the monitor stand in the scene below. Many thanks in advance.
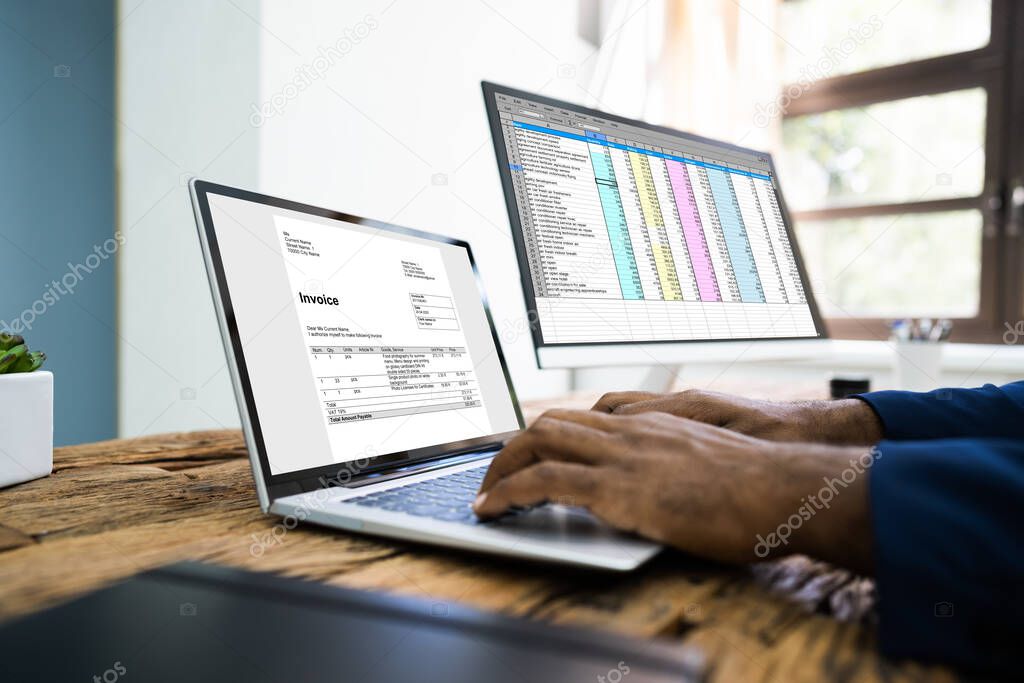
[569,364,682,395]
[637,363,683,393]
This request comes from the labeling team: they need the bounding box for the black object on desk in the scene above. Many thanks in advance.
[830,375,871,400]
[0,561,703,682]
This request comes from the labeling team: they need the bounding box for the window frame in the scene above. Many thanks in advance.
[779,0,1023,343]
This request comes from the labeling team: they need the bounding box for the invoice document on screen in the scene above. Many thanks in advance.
[273,215,498,462]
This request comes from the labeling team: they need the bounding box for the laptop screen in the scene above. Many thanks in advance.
[204,191,522,477]
[483,82,824,348]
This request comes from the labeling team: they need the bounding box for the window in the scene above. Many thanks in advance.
[775,0,1024,342]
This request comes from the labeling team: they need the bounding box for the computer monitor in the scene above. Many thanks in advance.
[482,82,827,371]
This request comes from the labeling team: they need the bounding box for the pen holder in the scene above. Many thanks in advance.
[892,340,944,392]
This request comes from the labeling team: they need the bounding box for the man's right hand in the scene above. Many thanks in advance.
[591,389,883,446]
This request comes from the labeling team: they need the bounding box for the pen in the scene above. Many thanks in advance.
[891,318,952,342]
[889,319,909,342]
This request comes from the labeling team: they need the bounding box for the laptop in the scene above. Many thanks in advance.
[189,180,661,571]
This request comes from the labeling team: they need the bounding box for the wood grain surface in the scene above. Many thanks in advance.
[0,397,957,682]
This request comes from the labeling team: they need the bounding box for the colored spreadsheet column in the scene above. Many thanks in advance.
[627,151,683,301]
[589,140,643,300]
[706,168,764,303]
[666,160,720,302]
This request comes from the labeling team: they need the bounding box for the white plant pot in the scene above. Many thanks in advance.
[0,370,53,488]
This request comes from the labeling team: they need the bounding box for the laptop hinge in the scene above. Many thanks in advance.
[309,445,500,491]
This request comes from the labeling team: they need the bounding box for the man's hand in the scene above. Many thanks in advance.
[591,390,883,446]
[474,409,875,572]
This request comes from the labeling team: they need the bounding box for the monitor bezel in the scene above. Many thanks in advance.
[481,81,828,359]
[191,180,524,503]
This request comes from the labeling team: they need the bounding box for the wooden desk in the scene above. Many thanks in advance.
[0,398,956,682]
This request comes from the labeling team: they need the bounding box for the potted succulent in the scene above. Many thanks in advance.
[0,332,51,488]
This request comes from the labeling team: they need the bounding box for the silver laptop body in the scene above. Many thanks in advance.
[190,180,660,571]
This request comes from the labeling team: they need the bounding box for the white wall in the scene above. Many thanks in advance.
[118,0,599,436]
[117,1,1020,437]
[118,0,260,435]
[255,0,602,404]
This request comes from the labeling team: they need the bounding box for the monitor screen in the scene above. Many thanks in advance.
[202,190,521,477]
[484,84,823,346]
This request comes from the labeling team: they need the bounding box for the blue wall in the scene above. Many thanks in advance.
[0,1,116,445]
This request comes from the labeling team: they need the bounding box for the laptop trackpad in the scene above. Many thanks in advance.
[489,504,648,546]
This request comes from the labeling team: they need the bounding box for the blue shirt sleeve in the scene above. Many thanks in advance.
[854,381,1024,440]
[870,437,1024,675]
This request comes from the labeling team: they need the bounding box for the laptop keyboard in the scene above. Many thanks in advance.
[347,466,491,525]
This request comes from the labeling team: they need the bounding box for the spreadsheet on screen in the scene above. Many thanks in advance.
[492,92,819,345]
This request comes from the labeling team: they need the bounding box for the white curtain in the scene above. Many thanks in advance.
[582,0,782,152]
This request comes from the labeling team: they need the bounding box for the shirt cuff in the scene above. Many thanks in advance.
[869,438,1021,674]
